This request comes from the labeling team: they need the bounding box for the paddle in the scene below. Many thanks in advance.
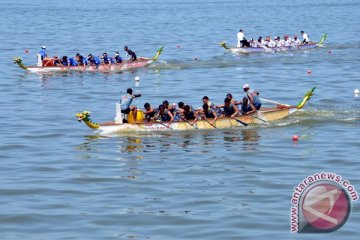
[231,117,248,127]
[260,98,290,107]
[203,118,216,128]
[184,119,198,129]
[249,115,267,123]
[155,120,172,129]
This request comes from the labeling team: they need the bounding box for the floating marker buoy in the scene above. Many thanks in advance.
[25,50,29,53]
[134,76,140,81]
[307,69,311,74]
[354,89,360,94]
[292,135,299,141]
[193,58,198,61]
[176,45,181,48]
[328,50,332,54]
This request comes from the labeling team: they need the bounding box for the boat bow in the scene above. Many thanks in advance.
[13,57,28,70]
[76,111,100,129]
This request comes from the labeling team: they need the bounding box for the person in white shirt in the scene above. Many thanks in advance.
[237,29,247,48]
[265,36,276,48]
[284,35,292,47]
[257,36,265,47]
[249,38,257,48]
[292,35,301,46]
[300,31,310,44]
[274,36,284,47]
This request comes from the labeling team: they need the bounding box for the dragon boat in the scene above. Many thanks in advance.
[76,88,315,134]
[220,34,327,54]
[13,46,163,73]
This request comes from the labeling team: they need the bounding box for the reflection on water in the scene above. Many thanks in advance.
[223,129,260,151]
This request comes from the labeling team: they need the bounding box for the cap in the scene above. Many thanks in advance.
[115,52,119,55]
[243,83,250,89]
[41,46,46,49]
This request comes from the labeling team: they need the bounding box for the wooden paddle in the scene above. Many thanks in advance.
[231,117,248,127]
[203,118,216,128]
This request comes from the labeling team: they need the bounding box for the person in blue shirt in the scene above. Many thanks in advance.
[60,56,69,67]
[120,88,141,123]
[87,54,101,67]
[39,46,47,61]
[69,57,78,66]
[102,52,112,66]
[124,46,137,61]
[114,52,123,64]
[242,83,261,110]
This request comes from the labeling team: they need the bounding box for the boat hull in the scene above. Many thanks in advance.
[226,43,318,54]
[24,59,153,73]
[94,107,298,133]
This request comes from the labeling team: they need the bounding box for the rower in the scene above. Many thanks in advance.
[53,56,61,66]
[284,35,292,47]
[154,104,174,128]
[202,96,221,116]
[292,35,301,46]
[257,36,265,47]
[300,31,310,44]
[60,56,69,67]
[183,105,198,125]
[242,83,261,110]
[124,46,137,61]
[265,36,276,48]
[249,38,257,48]
[120,88,141,123]
[143,103,156,122]
[241,97,256,115]
[274,36,284,47]
[200,103,218,125]
[102,52,112,66]
[114,51,123,64]
[69,56,78,66]
[163,100,176,115]
[87,54,101,67]
[216,98,239,118]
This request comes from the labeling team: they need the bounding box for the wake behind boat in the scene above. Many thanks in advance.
[220,34,327,54]
[13,46,163,73]
[76,88,315,134]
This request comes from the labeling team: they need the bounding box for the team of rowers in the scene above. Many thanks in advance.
[38,46,137,67]
[237,30,311,48]
[120,85,262,127]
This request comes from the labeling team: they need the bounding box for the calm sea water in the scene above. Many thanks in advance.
[0,0,359,239]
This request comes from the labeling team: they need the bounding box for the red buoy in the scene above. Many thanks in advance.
[292,135,299,141]
[307,69,311,74]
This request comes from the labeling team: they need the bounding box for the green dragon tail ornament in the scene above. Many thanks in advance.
[152,46,164,61]
[296,87,316,109]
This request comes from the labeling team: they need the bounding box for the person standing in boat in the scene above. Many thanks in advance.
[300,31,310,44]
[154,104,174,128]
[37,46,47,66]
[120,88,141,123]
[237,29,249,48]
[124,46,137,61]
[242,83,261,110]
